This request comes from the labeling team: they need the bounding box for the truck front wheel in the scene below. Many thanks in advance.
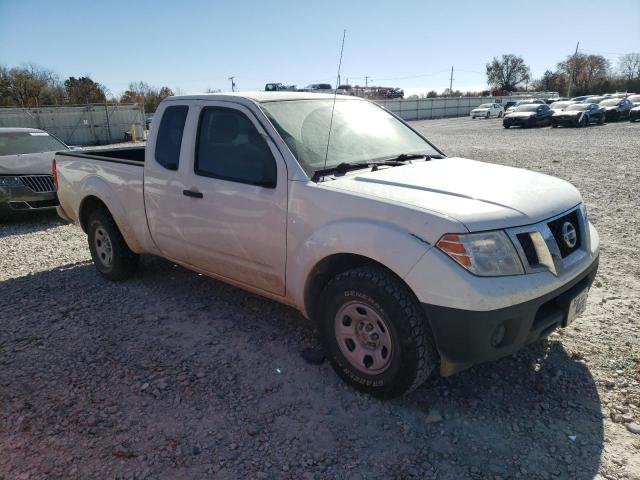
[318,266,437,398]
[87,209,139,281]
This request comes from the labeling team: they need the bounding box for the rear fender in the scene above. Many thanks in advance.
[78,175,144,253]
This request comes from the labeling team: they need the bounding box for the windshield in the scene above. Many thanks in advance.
[551,101,571,109]
[260,99,441,176]
[566,104,589,111]
[585,97,602,103]
[478,103,492,108]
[600,99,620,106]
[628,95,640,103]
[0,131,67,156]
[515,105,540,112]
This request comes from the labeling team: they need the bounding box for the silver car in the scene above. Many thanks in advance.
[0,128,71,217]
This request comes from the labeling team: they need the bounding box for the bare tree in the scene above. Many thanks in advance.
[485,54,531,92]
[120,82,174,113]
[618,53,640,80]
[557,53,609,94]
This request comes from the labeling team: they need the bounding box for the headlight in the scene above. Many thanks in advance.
[436,231,524,276]
[0,176,22,187]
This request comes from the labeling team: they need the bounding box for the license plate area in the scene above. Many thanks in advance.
[565,288,589,327]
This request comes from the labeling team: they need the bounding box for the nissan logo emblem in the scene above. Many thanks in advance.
[562,222,577,249]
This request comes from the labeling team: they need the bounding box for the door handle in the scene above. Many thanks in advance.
[183,189,203,199]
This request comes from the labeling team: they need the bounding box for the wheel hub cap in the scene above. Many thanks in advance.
[334,301,393,374]
[94,227,113,267]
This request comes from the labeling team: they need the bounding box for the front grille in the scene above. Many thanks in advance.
[20,175,55,193]
[547,210,581,257]
[516,233,539,266]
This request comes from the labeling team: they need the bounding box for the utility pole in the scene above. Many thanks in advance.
[365,76,370,87]
[449,66,454,95]
[228,76,236,92]
[566,42,579,98]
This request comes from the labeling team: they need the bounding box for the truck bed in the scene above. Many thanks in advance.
[56,146,145,164]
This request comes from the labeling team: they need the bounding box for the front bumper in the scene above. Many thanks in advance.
[552,116,580,126]
[422,256,599,375]
[503,117,534,127]
[604,110,620,121]
[630,110,640,121]
[0,185,58,213]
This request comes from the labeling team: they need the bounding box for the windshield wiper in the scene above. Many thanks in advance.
[312,152,444,182]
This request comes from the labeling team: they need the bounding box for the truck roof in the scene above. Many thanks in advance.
[164,91,362,103]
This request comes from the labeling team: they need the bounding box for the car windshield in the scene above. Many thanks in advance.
[260,99,440,176]
[628,95,640,102]
[478,103,493,108]
[551,101,572,109]
[0,131,68,156]
[600,99,620,106]
[566,104,589,111]
[585,98,602,103]
[515,105,540,112]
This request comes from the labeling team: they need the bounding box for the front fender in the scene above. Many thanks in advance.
[287,219,433,317]
[78,175,144,253]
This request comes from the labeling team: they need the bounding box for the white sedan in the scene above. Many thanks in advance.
[470,103,504,119]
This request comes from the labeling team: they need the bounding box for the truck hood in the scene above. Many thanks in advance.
[0,151,58,175]
[323,158,582,232]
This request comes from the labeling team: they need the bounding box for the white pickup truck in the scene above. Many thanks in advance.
[55,92,599,398]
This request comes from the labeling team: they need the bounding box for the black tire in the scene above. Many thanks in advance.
[87,208,139,281]
[578,116,587,128]
[503,124,510,129]
[498,111,503,118]
[317,266,437,399]
[485,112,490,119]
[551,123,558,128]
[598,114,605,125]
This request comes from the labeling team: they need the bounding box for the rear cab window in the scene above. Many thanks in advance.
[155,105,189,170]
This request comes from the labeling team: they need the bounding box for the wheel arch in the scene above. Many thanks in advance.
[303,253,419,323]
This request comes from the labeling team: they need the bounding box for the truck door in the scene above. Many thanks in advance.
[179,102,288,296]
[144,103,193,262]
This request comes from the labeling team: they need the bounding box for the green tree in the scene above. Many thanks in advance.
[64,76,107,104]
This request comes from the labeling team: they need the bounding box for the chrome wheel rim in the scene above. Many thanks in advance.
[94,226,113,267]
[334,301,393,374]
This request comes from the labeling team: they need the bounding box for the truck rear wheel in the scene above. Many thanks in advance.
[87,209,139,281]
[318,266,437,398]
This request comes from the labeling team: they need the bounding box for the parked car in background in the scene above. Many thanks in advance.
[503,101,517,112]
[630,104,640,122]
[551,103,605,127]
[54,92,599,398]
[0,127,69,218]
[503,103,552,128]
[305,83,333,93]
[599,98,634,121]
[570,96,590,103]
[627,94,640,105]
[265,83,297,92]
[470,103,504,119]
[584,96,606,105]
[549,100,574,113]
[505,99,546,114]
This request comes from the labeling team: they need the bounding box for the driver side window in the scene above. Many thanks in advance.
[195,107,277,188]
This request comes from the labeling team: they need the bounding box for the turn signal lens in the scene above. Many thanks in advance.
[436,231,524,276]
[52,159,58,191]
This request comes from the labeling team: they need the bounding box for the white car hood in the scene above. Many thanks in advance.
[323,158,582,232]
[0,151,59,175]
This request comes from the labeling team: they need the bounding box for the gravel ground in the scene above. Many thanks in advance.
[1,118,639,479]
